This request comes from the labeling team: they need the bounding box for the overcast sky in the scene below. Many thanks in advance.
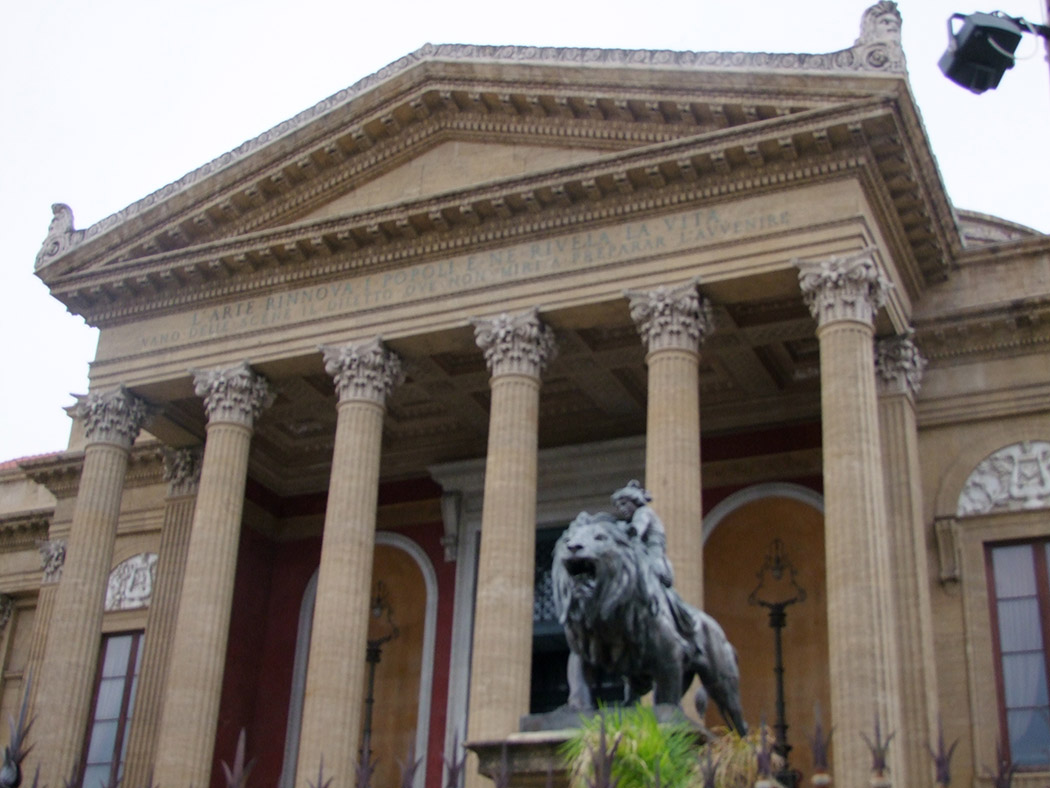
[2,0,1048,462]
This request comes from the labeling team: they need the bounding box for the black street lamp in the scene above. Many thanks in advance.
[939,10,1050,93]
[361,580,399,756]
[749,538,807,788]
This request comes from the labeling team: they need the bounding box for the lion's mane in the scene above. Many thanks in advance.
[552,512,682,681]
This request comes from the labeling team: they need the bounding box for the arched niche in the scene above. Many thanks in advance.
[702,483,829,779]
[279,532,437,788]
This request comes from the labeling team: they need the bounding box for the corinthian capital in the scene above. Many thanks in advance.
[73,386,149,449]
[875,331,926,397]
[625,279,714,353]
[472,309,557,378]
[192,362,274,428]
[321,337,404,404]
[162,446,203,496]
[797,249,892,327]
[37,539,66,585]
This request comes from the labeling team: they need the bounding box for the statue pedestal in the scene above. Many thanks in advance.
[468,730,573,788]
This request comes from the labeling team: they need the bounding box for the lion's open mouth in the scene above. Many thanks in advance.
[564,556,597,581]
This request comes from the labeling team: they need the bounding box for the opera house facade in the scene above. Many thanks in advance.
[2,3,1049,787]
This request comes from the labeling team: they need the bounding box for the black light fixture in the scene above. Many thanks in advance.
[938,11,1050,93]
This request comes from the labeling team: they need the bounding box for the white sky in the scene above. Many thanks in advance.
[2,0,1048,462]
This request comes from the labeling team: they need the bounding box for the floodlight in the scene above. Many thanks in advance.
[939,11,1050,93]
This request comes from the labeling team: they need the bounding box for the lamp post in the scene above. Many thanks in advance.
[362,580,399,756]
[749,538,807,788]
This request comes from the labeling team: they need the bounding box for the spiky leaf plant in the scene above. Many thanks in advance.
[443,730,466,788]
[399,739,422,788]
[696,726,784,788]
[926,719,958,787]
[983,741,1015,788]
[355,736,378,788]
[307,757,333,788]
[221,729,255,788]
[562,706,692,788]
[859,714,895,775]
[809,704,832,776]
[0,676,34,788]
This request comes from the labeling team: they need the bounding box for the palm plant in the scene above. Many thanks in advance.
[562,706,691,788]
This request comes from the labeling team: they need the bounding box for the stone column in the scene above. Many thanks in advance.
[875,334,938,786]
[32,388,148,786]
[294,338,402,786]
[466,310,555,750]
[24,540,65,715]
[798,251,903,785]
[122,447,202,788]
[153,364,272,788]
[625,280,713,609]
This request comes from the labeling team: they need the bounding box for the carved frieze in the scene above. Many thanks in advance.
[105,553,158,611]
[321,337,404,404]
[957,441,1050,516]
[625,279,714,353]
[797,249,892,327]
[72,386,149,449]
[38,539,66,585]
[162,446,203,497]
[472,309,556,378]
[875,332,926,397]
[192,362,274,428]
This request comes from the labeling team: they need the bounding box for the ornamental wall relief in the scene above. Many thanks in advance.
[957,441,1050,516]
[105,553,158,612]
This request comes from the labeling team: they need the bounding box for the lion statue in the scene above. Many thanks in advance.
[552,511,747,732]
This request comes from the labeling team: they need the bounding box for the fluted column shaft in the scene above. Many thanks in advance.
[123,448,202,788]
[876,335,939,787]
[627,281,712,609]
[24,541,65,724]
[33,388,148,786]
[154,364,272,788]
[799,252,903,787]
[295,339,402,787]
[467,311,555,756]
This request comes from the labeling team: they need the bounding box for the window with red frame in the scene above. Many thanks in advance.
[81,632,143,788]
[987,540,1050,768]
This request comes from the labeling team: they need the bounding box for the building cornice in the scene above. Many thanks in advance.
[19,444,166,498]
[45,99,952,326]
[33,31,909,279]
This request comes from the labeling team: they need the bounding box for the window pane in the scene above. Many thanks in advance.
[93,677,126,720]
[100,635,132,678]
[85,719,118,764]
[1003,652,1049,707]
[992,544,1037,598]
[1007,707,1050,766]
[997,598,1045,652]
[82,764,111,788]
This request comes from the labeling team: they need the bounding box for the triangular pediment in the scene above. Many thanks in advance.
[34,12,973,324]
[34,25,917,285]
[298,139,611,224]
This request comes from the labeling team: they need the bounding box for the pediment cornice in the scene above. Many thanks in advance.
[44,95,956,326]
[35,18,911,282]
